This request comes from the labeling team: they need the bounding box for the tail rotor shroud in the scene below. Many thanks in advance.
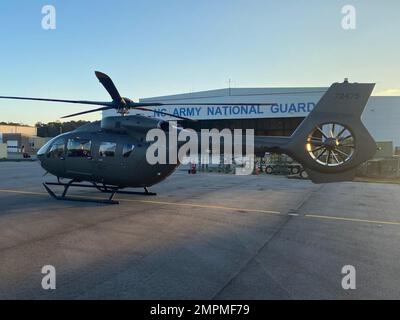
[254,81,377,183]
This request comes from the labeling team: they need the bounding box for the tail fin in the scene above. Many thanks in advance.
[286,80,377,183]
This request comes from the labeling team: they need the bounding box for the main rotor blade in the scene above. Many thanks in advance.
[61,106,115,119]
[0,95,113,106]
[134,107,196,121]
[95,71,123,102]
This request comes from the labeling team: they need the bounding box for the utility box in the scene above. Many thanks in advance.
[0,143,7,159]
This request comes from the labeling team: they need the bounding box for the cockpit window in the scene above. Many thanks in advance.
[37,134,69,156]
[47,141,65,158]
[99,142,116,157]
[67,138,92,158]
[123,144,135,158]
[37,137,56,156]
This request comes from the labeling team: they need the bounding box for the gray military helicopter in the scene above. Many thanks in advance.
[0,72,377,204]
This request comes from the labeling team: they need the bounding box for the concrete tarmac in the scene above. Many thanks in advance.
[0,162,399,299]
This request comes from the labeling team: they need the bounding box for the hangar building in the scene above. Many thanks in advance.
[0,124,49,156]
[103,86,400,152]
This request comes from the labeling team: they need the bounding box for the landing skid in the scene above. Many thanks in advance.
[43,180,156,205]
[94,184,156,196]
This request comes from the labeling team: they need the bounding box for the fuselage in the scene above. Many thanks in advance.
[37,120,179,188]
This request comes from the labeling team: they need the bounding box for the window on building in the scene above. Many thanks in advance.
[99,142,117,157]
[122,144,135,158]
[67,138,92,157]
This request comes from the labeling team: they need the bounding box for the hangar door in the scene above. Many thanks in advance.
[7,140,18,153]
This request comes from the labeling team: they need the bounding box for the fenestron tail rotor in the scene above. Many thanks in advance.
[306,123,355,167]
[0,71,277,122]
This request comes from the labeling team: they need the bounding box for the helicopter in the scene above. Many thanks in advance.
[0,72,377,204]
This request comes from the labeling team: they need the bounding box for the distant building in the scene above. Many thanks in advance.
[103,86,400,154]
[0,143,7,159]
[0,124,50,155]
[0,124,37,136]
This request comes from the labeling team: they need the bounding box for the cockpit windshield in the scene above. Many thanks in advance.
[37,137,57,156]
[37,134,68,156]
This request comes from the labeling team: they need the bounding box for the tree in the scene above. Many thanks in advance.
[35,120,90,137]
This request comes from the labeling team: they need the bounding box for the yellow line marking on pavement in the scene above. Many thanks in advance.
[0,189,45,196]
[1,188,399,226]
[305,214,400,226]
[122,199,282,215]
[0,188,281,215]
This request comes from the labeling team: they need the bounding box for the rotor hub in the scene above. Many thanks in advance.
[325,137,339,149]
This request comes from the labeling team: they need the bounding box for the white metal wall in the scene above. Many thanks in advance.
[103,87,400,147]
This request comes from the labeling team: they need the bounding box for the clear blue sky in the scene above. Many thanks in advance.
[0,0,399,125]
